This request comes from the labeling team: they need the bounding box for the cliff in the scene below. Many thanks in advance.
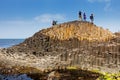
[0,21,120,75]
[42,21,114,41]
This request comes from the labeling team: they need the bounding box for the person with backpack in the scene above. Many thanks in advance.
[83,13,86,21]
[79,11,82,21]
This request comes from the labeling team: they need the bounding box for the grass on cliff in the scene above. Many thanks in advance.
[66,66,120,80]
[91,69,120,80]
[96,72,120,80]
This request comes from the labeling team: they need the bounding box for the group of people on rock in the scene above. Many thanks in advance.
[79,11,94,23]
[52,20,57,25]
[52,11,94,25]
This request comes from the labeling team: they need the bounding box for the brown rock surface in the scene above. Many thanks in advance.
[0,21,120,74]
[43,21,115,41]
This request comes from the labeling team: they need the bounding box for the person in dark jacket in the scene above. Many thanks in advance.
[79,11,82,21]
[90,14,94,23]
[83,13,86,21]
[52,20,57,25]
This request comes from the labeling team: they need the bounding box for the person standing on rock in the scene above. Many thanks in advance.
[79,11,82,21]
[90,14,94,23]
[83,13,86,21]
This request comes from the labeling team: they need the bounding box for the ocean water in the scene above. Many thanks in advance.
[0,39,25,48]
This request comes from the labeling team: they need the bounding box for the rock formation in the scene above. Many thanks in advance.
[0,21,120,74]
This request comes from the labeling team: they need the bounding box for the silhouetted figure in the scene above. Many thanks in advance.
[52,20,57,25]
[90,14,94,23]
[83,13,86,21]
[79,11,82,21]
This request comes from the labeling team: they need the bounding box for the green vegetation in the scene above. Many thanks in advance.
[66,67,120,80]
[96,72,120,80]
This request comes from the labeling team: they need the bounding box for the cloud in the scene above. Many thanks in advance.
[34,14,66,23]
[0,13,67,38]
[88,0,111,3]
[0,20,36,38]
[104,2,111,11]
[87,0,112,11]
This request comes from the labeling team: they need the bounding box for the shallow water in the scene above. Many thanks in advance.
[0,74,33,80]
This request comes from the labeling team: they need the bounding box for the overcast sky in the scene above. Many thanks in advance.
[0,0,120,38]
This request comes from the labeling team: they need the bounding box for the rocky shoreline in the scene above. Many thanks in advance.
[0,21,120,80]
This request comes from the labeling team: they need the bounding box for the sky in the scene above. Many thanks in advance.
[0,0,120,39]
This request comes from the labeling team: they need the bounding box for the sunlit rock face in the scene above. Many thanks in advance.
[0,21,120,74]
[42,21,115,41]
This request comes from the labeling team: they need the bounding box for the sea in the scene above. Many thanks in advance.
[0,39,25,48]
[0,39,34,80]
